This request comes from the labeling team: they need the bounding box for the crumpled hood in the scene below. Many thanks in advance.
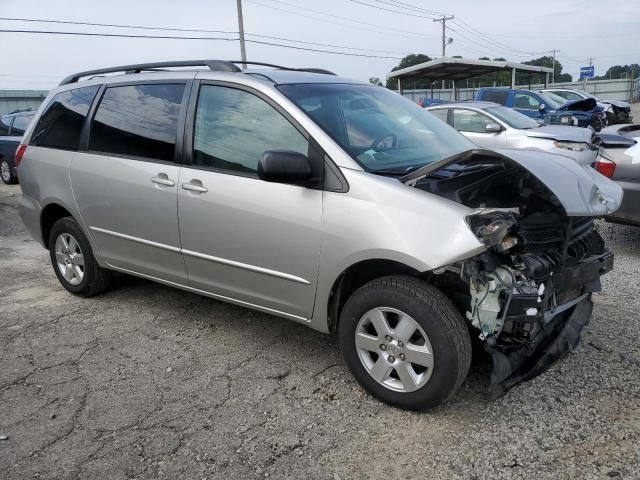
[557,97,597,112]
[605,99,631,110]
[402,148,623,217]
[524,125,593,143]
[493,148,622,216]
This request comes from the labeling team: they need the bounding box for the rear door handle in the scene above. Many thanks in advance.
[182,181,208,193]
[151,174,175,187]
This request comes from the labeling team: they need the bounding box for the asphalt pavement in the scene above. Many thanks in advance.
[1,165,639,479]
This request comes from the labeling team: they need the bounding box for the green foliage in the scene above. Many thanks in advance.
[594,64,640,80]
[369,77,383,86]
[385,54,432,89]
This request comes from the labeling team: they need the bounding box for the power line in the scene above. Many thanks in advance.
[368,0,446,16]
[452,19,546,56]
[446,26,534,58]
[0,29,405,59]
[245,0,441,40]
[247,33,410,55]
[349,0,439,19]
[0,17,412,55]
[0,16,237,35]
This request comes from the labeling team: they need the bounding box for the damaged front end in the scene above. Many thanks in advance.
[404,148,620,397]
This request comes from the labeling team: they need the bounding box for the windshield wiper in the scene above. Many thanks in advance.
[370,165,421,176]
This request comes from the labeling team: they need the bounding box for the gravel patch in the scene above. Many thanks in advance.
[1,181,638,479]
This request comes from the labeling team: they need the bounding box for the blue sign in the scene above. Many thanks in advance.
[580,65,595,79]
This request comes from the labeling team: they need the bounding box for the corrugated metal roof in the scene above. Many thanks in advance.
[387,57,553,81]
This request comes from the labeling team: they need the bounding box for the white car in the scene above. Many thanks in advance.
[427,101,599,164]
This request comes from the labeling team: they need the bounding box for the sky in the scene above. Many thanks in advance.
[0,0,638,90]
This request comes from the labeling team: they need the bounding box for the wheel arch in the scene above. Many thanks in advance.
[325,258,425,334]
[40,203,76,249]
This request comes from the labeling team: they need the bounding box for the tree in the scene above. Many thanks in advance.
[594,64,640,80]
[385,54,432,89]
[522,56,572,83]
[369,77,383,86]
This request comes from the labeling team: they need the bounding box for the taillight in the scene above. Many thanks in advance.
[594,157,616,178]
[15,144,27,167]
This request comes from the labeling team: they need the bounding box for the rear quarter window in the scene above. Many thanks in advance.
[30,86,100,150]
[0,116,11,136]
[10,115,34,137]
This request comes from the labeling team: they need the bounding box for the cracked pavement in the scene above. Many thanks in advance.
[1,180,639,479]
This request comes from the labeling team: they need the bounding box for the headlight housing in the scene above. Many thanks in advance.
[553,141,591,152]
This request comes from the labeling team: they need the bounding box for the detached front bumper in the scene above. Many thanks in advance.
[485,251,613,398]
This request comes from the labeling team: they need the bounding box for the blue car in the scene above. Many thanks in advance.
[476,88,606,131]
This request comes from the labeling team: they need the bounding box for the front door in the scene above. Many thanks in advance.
[177,83,323,320]
[452,108,507,148]
[71,83,189,284]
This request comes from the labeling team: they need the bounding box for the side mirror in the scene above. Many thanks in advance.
[485,122,502,133]
[258,150,312,186]
[539,103,546,111]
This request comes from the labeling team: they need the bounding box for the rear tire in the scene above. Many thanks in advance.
[1,159,17,185]
[48,217,112,297]
[338,275,471,410]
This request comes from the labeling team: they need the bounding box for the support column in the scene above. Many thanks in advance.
[397,78,403,95]
[511,68,516,88]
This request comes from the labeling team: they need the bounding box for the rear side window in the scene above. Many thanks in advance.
[89,84,185,162]
[429,108,449,123]
[193,85,308,174]
[10,115,33,137]
[0,116,10,136]
[30,86,99,150]
[481,90,508,105]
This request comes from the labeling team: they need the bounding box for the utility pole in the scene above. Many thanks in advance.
[433,14,454,91]
[236,0,247,70]
[550,49,558,84]
[433,15,455,57]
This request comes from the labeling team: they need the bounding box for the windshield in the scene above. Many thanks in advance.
[537,92,564,109]
[485,106,540,129]
[277,83,474,174]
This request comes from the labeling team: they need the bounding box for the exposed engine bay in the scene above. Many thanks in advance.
[403,149,614,396]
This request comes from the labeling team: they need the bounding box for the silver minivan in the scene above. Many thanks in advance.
[17,60,622,409]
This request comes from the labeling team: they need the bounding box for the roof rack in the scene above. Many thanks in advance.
[232,61,336,75]
[59,59,336,85]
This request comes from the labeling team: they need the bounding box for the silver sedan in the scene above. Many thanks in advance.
[427,101,599,164]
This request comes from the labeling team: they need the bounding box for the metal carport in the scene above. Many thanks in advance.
[387,57,554,100]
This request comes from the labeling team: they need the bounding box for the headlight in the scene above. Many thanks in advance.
[553,141,591,151]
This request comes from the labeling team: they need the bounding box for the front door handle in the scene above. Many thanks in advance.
[151,174,175,187]
[182,180,208,193]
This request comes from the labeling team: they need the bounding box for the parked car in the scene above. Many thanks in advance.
[596,124,640,226]
[426,101,599,164]
[418,97,449,108]
[541,88,633,125]
[17,60,621,409]
[0,109,35,184]
[476,88,607,131]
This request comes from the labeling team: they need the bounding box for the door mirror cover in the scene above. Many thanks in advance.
[539,103,546,111]
[258,150,312,186]
[485,122,502,133]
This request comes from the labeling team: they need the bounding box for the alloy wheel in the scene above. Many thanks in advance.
[54,233,85,285]
[355,307,434,393]
[0,161,11,183]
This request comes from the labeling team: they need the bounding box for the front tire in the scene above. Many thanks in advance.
[1,159,17,185]
[338,275,471,410]
[48,217,112,297]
